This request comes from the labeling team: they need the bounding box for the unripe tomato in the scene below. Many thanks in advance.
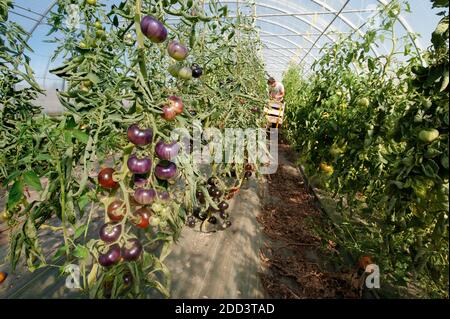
[79,41,88,49]
[94,21,103,29]
[168,64,181,78]
[82,80,93,88]
[178,67,193,80]
[86,0,96,5]
[418,129,439,143]
[80,84,90,93]
[356,97,369,107]
[320,162,334,175]
[96,29,106,39]
[0,210,11,222]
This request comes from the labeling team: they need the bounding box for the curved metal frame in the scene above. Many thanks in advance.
[258,30,320,61]
[24,1,58,43]
[18,0,425,75]
[210,0,370,71]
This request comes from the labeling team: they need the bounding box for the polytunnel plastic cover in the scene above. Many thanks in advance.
[7,0,443,111]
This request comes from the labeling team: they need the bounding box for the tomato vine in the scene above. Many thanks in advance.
[283,0,449,297]
[1,0,267,298]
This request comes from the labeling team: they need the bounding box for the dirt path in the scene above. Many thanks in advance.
[257,142,360,299]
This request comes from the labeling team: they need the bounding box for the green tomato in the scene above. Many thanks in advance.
[168,64,181,78]
[82,80,93,88]
[319,162,334,175]
[356,97,370,107]
[178,67,193,80]
[0,210,11,222]
[94,21,103,29]
[86,0,96,5]
[418,129,439,143]
[80,85,90,93]
[79,41,88,49]
[95,29,106,39]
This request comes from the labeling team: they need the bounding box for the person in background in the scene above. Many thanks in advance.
[268,77,285,102]
[266,77,286,130]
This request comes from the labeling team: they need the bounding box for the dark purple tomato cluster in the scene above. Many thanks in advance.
[126,123,178,226]
[97,222,143,266]
[189,176,232,230]
[97,237,143,267]
[139,16,203,81]
[97,120,182,267]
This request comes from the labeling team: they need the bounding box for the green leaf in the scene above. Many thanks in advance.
[2,170,21,187]
[73,245,89,260]
[74,225,87,240]
[7,180,24,210]
[52,245,68,261]
[23,171,42,191]
[71,130,89,144]
[78,193,90,211]
[440,67,449,92]
[86,72,100,85]
[35,154,53,162]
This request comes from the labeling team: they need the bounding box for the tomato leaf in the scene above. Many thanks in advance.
[23,171,42,191]
[73,245,89,260]
[74,225,87,240]
[71,129,89,144]
[7,180,24,210]
[35,154,53,162]
[52,245,68,261]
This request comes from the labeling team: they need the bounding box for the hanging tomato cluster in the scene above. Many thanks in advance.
[2,0,267,299]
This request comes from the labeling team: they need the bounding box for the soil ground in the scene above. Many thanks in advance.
[257,141,360,299]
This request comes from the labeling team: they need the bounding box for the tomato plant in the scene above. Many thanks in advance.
[1,0,268,299]
[283,0,448,298]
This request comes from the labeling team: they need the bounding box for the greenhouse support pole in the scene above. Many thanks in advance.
[298,0,350,66]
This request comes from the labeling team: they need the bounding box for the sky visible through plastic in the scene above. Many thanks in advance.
[8,0,443,90]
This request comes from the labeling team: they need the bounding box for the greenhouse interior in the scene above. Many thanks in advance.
[0,0,448,301]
